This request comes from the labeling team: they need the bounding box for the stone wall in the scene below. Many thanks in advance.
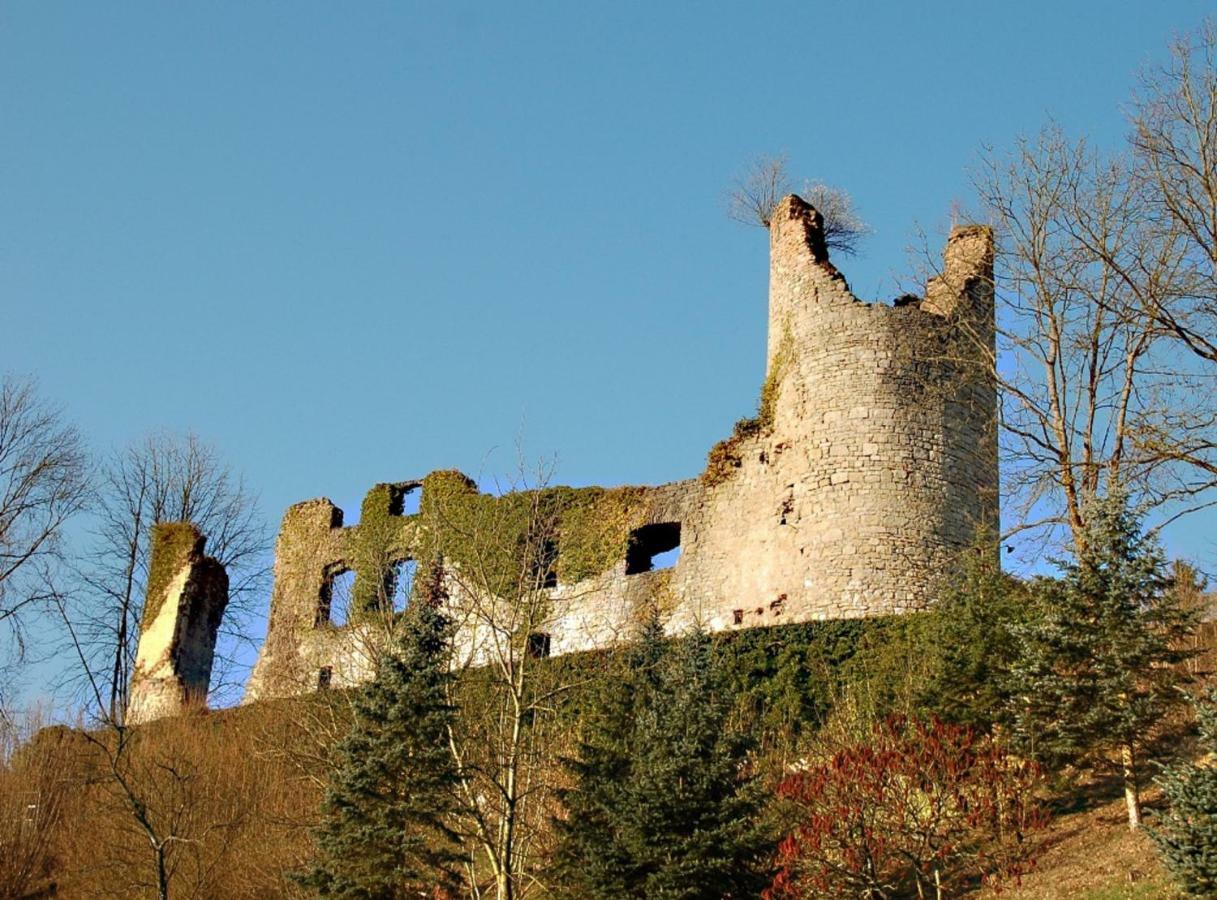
[243,195,997,702]
[127,523,229,724]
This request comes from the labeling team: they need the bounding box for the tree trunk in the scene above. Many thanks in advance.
[156,845,170,900]
[1122,742,1141,830]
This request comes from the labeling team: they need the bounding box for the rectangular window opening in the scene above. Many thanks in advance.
[317,566,355,627]
[401,485,422,516]
[625,522,682,575]
[392,559,417,613]
[732,609,745,625]
[526,632,552,659]
[317,667,333,690]
[385,482,423,517]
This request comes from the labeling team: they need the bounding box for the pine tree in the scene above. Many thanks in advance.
[303,580,463,898]
[552,619,773,898]
[1151,688,1217,897]
[1005,493,1196,829]
[921,539,1034,732]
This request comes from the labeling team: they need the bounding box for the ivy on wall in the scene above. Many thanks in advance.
[143,522,203,627]
[704,319,795,486]
[345,470,660,617]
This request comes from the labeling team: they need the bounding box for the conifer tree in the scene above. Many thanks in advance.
[1151,688,1217,897]
[920,539,1034,732]
[1006,493,1195,829]
[552,619,773,898]
[304,569,462,898]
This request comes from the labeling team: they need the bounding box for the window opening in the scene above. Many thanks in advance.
[391,559,417,613]
[625,522,682,575]
[401,485,421,516]
[384,482,422,517]
[317,566,355,626]
[531,538,559,589]
[526,633,552,659]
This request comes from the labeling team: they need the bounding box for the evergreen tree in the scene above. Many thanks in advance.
[303,581,463,898]
[1005,493,1196,829]
[1151,688,1217,897]
[920,539,1035,732]
[552,619,773,898]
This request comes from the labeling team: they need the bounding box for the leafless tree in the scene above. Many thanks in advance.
[799,180,871,257]
[969,125,1210,553]
[1129,21,1217,358]
[0,375,88,669]
[417,462,608,900]
[727,155,870,255]
[49,586,274,900]
[74,431,268,722]
[1121,21,1217,496]
[727,154,793,229]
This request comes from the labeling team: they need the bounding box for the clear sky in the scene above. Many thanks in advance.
[3,2,1214,699]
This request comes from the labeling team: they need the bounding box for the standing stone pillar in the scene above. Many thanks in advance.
[126,523,229,724]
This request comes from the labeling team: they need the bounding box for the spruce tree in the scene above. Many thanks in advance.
[553,619,773,898]
[303,582,463,898]
[1151,688,1217,896]
[921,539,1034,732]
[1005,493,1195,828]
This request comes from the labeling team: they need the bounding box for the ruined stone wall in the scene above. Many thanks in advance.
[243,196,997,702]
[127,523,229,724]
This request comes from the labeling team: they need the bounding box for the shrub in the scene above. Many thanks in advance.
[766,716,1045,899]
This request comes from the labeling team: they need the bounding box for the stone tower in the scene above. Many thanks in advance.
[664,195,998,630]
[127,523,229,724]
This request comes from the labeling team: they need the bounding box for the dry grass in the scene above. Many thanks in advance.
[975,791,1178,900]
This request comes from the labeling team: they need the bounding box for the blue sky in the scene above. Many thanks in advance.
[3,2,1214,700]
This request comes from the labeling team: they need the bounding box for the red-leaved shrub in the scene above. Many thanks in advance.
[766,716,1046,899]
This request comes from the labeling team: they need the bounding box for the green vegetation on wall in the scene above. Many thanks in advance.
[143,522,202,628]
[411,471,653,590]
[704,320,795,486]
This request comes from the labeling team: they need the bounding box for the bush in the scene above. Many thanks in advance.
[766,716,1045,899]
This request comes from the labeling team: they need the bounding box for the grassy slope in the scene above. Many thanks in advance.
[976,791,1178,900]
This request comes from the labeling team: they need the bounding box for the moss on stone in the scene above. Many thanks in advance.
[413,473,648,590]
[702,321,795,487]
[143,523,202,629]
[351,484,397,620]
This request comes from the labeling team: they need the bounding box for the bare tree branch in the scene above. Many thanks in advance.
[0,375,88,683]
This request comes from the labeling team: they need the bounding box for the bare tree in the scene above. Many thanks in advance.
[968,124,1212,553]
[727,155,870,255]
[799,180,871,257]
[1119,21,1217,501]
[1129,20,1217,362]
[0,375,88,665]
[727,154,793,228]
[48,585,278,900]
[416,464,606,900]
[75,431,268,722]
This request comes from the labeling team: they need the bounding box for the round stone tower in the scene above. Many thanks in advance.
[669,195,997,630]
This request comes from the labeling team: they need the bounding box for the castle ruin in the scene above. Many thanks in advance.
[129,195,998,716]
